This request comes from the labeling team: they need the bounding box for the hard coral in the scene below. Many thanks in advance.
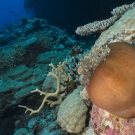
[57,85,88,133]
[91,104,135,135]
[19,61,68,115]
[75,2,135,36]
[87,42,135,119]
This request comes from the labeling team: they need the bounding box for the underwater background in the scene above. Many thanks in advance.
[0,0,135,135]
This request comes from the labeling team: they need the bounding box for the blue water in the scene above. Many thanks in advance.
[0,0,34,28]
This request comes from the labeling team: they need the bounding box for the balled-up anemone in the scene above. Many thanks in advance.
[84,42,135,119]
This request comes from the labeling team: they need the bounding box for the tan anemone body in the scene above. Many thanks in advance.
[86,42,135,119]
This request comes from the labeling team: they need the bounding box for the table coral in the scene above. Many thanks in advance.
[75,2,135,36]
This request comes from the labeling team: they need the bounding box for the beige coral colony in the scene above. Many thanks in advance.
[19,2,135,135]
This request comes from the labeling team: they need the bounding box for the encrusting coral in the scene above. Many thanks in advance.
[78,42,110,86]
[19,61,68,115]
[91,104,135,135]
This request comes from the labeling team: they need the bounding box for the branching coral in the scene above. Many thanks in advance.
[19,61,68,115]
[111,2,135,16]
[94,6,135,46]
[76,16,118,36]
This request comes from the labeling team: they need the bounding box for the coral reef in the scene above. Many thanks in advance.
[0,48,71,116]
[68,45,83,57]
[2,2,135,135]
[78,6,135,87]
[0,17,87,73]
[75,3,135,135]
[0,10,93,135]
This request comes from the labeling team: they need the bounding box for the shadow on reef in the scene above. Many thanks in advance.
[22,42,46,67]
[0,116,14,135]
[0,107,20,135]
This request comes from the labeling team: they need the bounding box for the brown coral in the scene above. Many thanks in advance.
[86,42,135,119]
